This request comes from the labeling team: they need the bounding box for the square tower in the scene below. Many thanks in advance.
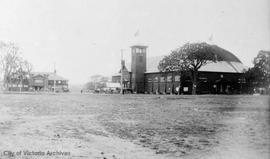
[131,45,147,93]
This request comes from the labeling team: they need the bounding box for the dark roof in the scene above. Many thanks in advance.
[31,72,68,81]
[48,73,68,81]
[130,44,148,49]
[144,56,247,73]
[124,45,247,73]
[210,45,241,63]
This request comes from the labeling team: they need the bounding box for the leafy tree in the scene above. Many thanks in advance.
[253,51,270,85]
[158,42,217,94]
[0,42,32,91]
[246,50,270,94]
[244,67,260,93]
[84,74,109,91]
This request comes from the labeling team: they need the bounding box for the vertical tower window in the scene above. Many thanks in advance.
[139,56,143,62]
[142,48,146,53]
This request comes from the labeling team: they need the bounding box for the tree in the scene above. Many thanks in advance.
[84,75,109,91]
[15,59,33,92]
[158,50,186,94]
[245,50,270,94]
[158,42,217,94]
[253,51,270,85]
[0,42,32,91]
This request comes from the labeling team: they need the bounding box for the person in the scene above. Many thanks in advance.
[80,89,83,94]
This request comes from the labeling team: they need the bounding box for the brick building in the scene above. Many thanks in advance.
[112,44,248,94]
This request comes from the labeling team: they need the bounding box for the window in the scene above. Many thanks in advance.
[175,75,180,82]
[238,78,246,83]
[34,79,43,84]
[141,48,146,53]
[139,56,143,62]
[167,76,172,82]
[132,48,136,53]
[199,77,207,82]
[183,87,189,92]
[154,76,159,82]
[160,76,165,82]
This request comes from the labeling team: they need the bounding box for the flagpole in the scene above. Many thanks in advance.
[134,29,140,44]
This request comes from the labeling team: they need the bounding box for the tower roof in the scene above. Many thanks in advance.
[130,44,148,49]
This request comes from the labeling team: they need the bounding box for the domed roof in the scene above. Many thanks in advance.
[144,45,247,73]
[124,44,247,73]
[210,45,242,63]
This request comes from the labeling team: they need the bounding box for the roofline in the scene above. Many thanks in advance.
[130,45,148,48]
[48,79,68,81]
[144,71,244,75]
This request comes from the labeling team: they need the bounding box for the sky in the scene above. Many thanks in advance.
[0,0,269,84]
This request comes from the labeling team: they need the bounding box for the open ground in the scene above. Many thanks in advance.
[0,93,269,159]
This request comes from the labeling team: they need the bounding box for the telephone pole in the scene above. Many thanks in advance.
[54,62,56,93]
[120,49,124,94]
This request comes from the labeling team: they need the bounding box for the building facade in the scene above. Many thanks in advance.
[4,71,69,92]
[29,72,69,92]
[112,44,248,94]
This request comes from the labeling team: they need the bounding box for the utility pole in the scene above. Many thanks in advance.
[19,75,22,93]
[54,62,56,93]
[19,68,23,93]
[120,49,124,95]
[54,78,56,93]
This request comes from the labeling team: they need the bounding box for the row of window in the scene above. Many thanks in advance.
[147,76,211,83]
[34,79,67,85]
[132,48,146,54]
[8,84,29,88]
[48,80,66,85]
[147,75,180,82]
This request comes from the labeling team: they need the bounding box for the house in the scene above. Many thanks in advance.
[112,44,248,94]
[29,71,69,92]
[2,70,69,92]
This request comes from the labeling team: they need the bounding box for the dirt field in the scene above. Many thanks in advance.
[0,93,269,159]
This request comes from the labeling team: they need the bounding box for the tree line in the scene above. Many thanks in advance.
[0,41,32,91]
[84,75,109,91]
